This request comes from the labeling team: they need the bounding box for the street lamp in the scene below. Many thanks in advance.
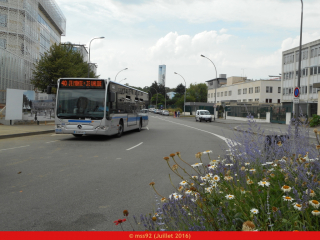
[115,68,128,82]
[201,54,217,120]
[147,91,152,107]
[294,0,303,117]
[174,72,186,116]
[150,87,158,109]
[119,78,127,83]
[87,36,105,78]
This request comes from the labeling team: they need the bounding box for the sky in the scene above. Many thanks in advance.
[55,0,320,89]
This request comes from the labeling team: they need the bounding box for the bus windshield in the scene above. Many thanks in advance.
[57,89,105,120]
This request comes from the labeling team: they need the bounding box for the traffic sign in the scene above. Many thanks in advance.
[293,98,299,104]
[294,87,300,97]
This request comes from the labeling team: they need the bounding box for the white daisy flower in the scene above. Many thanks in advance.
[261,163,267,166]
[249,169,256,172]
[209,160,219,165]
[191,176,198,180]
[208,165,216,170]
[266,162,273,165]
[205,187,213,193]
[200,176,207,182]
[268,168,275,172]
[306,189,316,197]
[191,163,203,168]
[258,181,270,187]
[272,164,278,167]
[224,176,233,181]
[306,172,312,176]
[208,181,217,187]
[205,173,213,178]
[185,190,193,195]
[169,193,177,199]
[281,185,291,192]
[173,194,182,200]
[225,194,235,200]
[203,150,212,154]
[213,175,220,182]
[282,196,294,202]
[200,183,206,186]
[245,162,250,166]
[225,163,233,167]
[180,180,188,186]
[178,186,184,192]
[247,179,254,185]
[309,200,320,209]
[293,203,302,211]
[311,210,320,216]
[250,208,259,214]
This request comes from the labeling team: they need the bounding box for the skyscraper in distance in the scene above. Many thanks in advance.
[158,65,166,86]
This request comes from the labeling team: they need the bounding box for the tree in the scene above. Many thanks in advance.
[175,83,185,95]
[187,83,208,102]
[31,43,99,91]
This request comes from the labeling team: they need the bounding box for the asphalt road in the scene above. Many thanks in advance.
[0,115,239,231]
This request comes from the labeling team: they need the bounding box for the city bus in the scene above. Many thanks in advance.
[54,78,149,137]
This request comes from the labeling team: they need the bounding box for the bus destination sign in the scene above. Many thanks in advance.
[60,80,105,89]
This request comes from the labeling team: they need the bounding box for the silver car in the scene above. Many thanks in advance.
[162,110,169,116]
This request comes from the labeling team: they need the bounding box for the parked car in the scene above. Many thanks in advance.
[195,110,213,122]
[162,110,169,116]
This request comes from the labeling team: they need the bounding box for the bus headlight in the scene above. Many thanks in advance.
[56,124,62,128]
[95,126,106,130]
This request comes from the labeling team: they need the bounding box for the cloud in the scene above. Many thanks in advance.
[147,30,232,61]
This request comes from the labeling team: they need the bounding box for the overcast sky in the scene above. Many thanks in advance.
[55,0,320,89]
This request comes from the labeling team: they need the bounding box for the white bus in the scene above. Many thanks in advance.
[54,78,149,137]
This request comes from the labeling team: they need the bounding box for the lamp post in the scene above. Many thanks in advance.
[294,0,303,118]
[174,72,186,116]
[147,91,152,107]
[87,37,104,78]
[150,87,158,109]
[119,78,127,83]
[201,54,217,120]
[115,68,128,82]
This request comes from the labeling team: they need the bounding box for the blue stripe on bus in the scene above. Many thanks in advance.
[68,120,92,123]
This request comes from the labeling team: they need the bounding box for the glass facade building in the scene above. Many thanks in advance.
[0,0,66,104]
[158,65,166,86]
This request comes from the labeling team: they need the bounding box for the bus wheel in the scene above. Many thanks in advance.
[136,120,142,132]
[116,121,124,138]
[73,134,83,138]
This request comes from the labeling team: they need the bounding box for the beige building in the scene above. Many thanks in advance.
[207,76,282,105]
[0,0,66,103]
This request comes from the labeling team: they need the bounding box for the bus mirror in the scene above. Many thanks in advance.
[47,85,52,94]
[110,92,116,102]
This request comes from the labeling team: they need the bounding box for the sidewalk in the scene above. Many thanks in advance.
[0,122,55,139]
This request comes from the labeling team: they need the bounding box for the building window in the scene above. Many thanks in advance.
[242,99,247,102]
[248,99,253,102]
[314,66,318,75]
[266,99,272,103]
[217,93,220,97]
[278,87,281,93]
[255,98,259,102]
[243,88,247,94]
[0,13,7,28]
[221,92,223,97]
[211,93,213,98]
[208,94,210,98]
[238,89,241,95]
[255,86,260,93]
[278,99,280,103]
[288,88,292,95]
[249,87,253,94]
[310,85,312,94]
[266,86,273,93]
[224,91,227,96]
[0,38,6,49]
[229,91,232,96]
[237,99,241,102]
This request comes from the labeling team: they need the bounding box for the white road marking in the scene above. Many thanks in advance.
[45,140,59,143]
[126,142,143,150]
[0,145,30,152]
[146,127,149,130]
[153,116,240,148]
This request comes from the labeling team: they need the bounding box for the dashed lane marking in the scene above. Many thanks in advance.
[0,145,30,152]
[45,140,59,143]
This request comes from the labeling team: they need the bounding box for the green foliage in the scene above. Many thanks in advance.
[175,83,185,95]
[309,114,320,127]
[175,95,196,110]
[31,43,99,91]
[187,83,208,102]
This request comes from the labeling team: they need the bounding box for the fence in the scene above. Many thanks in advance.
[227,106,270,119]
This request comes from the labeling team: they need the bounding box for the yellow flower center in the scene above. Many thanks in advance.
[296,204,301,207]
[285,197,291,200]
[312,200,319,205]
[262,182,266,184]
[283,185,290,189]
[314,210,319,213]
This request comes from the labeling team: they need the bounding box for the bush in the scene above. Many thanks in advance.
[309,114,320,127]
[116,117,320,231]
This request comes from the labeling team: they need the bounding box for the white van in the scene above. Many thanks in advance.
[195,110,212,122]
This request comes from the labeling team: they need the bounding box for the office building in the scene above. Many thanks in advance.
[158,65,166,86]
[0,0,66,104]
[282,38,320,116]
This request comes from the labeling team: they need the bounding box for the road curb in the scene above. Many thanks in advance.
[0,130,55,140]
